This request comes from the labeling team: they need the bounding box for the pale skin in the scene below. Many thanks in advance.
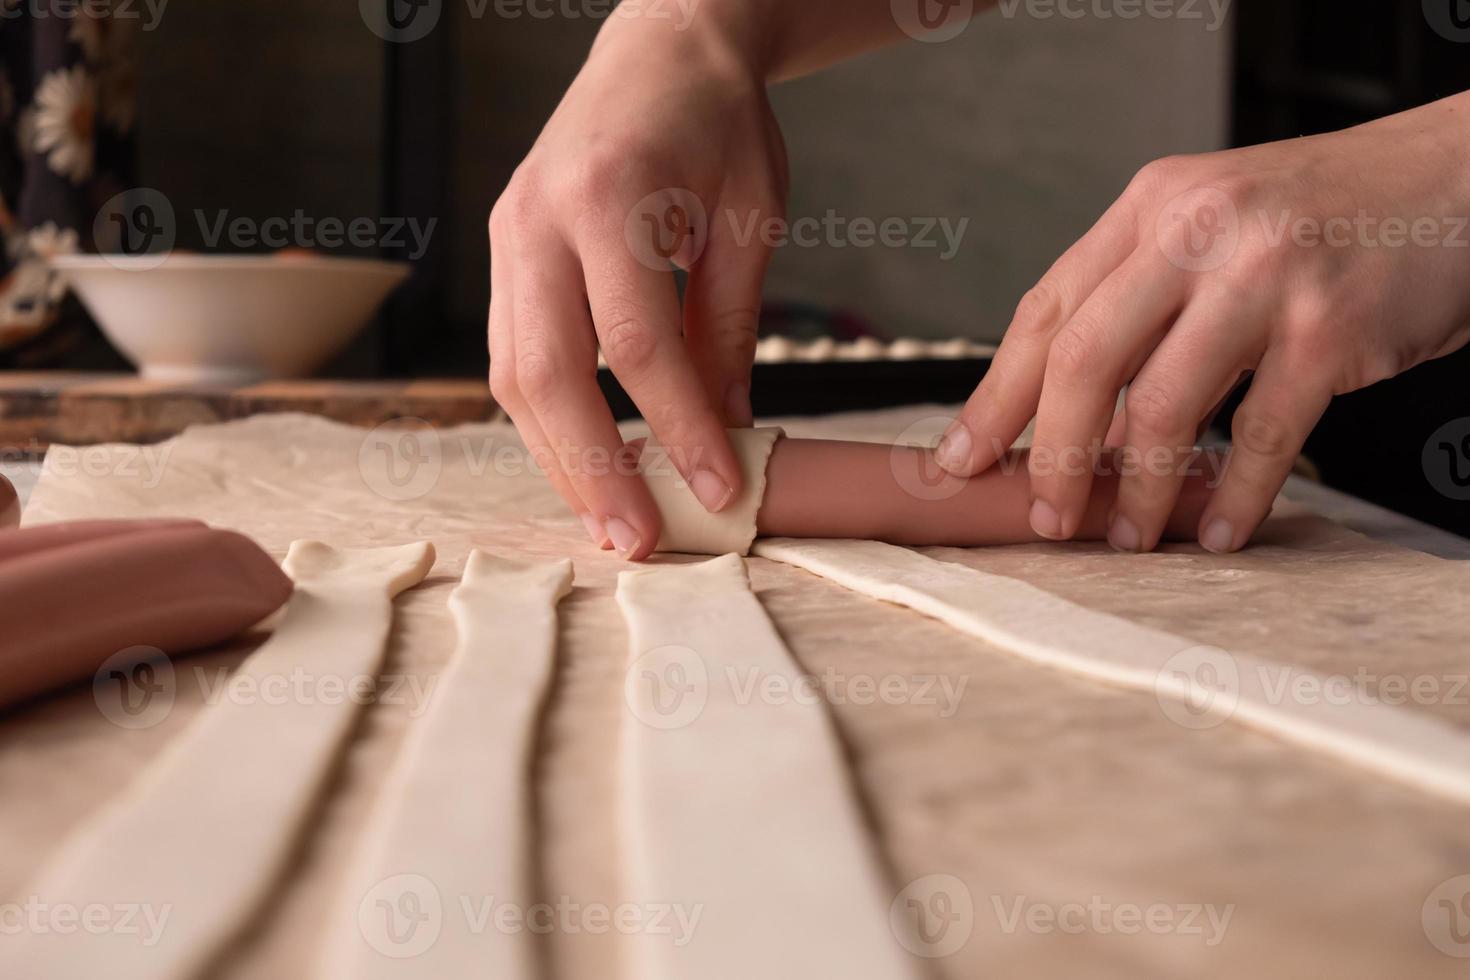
[490,0,1470,559]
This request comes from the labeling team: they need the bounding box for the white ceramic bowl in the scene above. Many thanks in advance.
[50,254,411,384]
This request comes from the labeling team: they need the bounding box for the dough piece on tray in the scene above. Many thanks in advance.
[616,554,923,980]
[5,541,435,980]
[638,427,783,556]
[753,537,1470,806]
[318,551,573,979]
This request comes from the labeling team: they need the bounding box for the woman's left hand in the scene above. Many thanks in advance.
[936,90,1470,554]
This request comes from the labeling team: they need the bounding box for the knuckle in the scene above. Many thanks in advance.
[1232,410,1295,459]
[709,307,761,362]
[600,316,660,378]
[1125,382,1190,437]
[564,141,633,206]
[515,348,561,404]
[488,360,519,406]
[1011,282,1062,338]
[1045,326,1099,384]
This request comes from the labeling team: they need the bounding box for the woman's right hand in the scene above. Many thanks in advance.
[488,12,789,560]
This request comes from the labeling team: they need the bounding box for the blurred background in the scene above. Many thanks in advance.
[2,0,1468,534]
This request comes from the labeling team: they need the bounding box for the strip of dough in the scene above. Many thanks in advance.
[317,551,572,978]
[753,537,1470,805]
[616,554,922,979]
[6,541,435,980]
[638,427,783,556]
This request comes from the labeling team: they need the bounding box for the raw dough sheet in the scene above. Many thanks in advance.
[5,407,1470,979]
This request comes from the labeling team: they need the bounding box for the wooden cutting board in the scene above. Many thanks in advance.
[0,373,499,451]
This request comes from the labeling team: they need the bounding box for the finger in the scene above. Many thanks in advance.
[938,194,1139,476]
[489,217,609,549]
[683,198,777,428]
[1197,350,1333,554]
[579,200,746,513]
[514,240,663,560]
[1108,288,1263,552]
[1027,253,1185,540]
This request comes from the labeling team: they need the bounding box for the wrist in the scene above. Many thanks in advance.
[589,0,779,84]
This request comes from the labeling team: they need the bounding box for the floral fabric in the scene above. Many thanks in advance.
[0,0,136,361]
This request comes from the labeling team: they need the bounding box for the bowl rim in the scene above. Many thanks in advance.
[48,253,412,278]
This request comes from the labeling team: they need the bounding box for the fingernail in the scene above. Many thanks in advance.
[936,423,973,471]
[1108,514,1142,553]
[1029,498,1063,539]
[580,512,609,547]
[690,468,734,513]
[1200,517,1236,554]
[724,382,753,428]
[605,517,641,557]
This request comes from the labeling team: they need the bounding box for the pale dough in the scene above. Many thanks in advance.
[638,427,783,556]
[616,554,923,979]
[753,538,1470,806]
[317,551,572,978]
[6,541,435,980]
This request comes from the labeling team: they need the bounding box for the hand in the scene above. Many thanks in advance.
[937,91,1470,554]
[488,14,788,560]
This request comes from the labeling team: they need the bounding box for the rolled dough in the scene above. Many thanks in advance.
[616,554,923,979]
[639,428,783,556]
[4,540,435,980]
[317,551,572,978]
[753,538,1470,806]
